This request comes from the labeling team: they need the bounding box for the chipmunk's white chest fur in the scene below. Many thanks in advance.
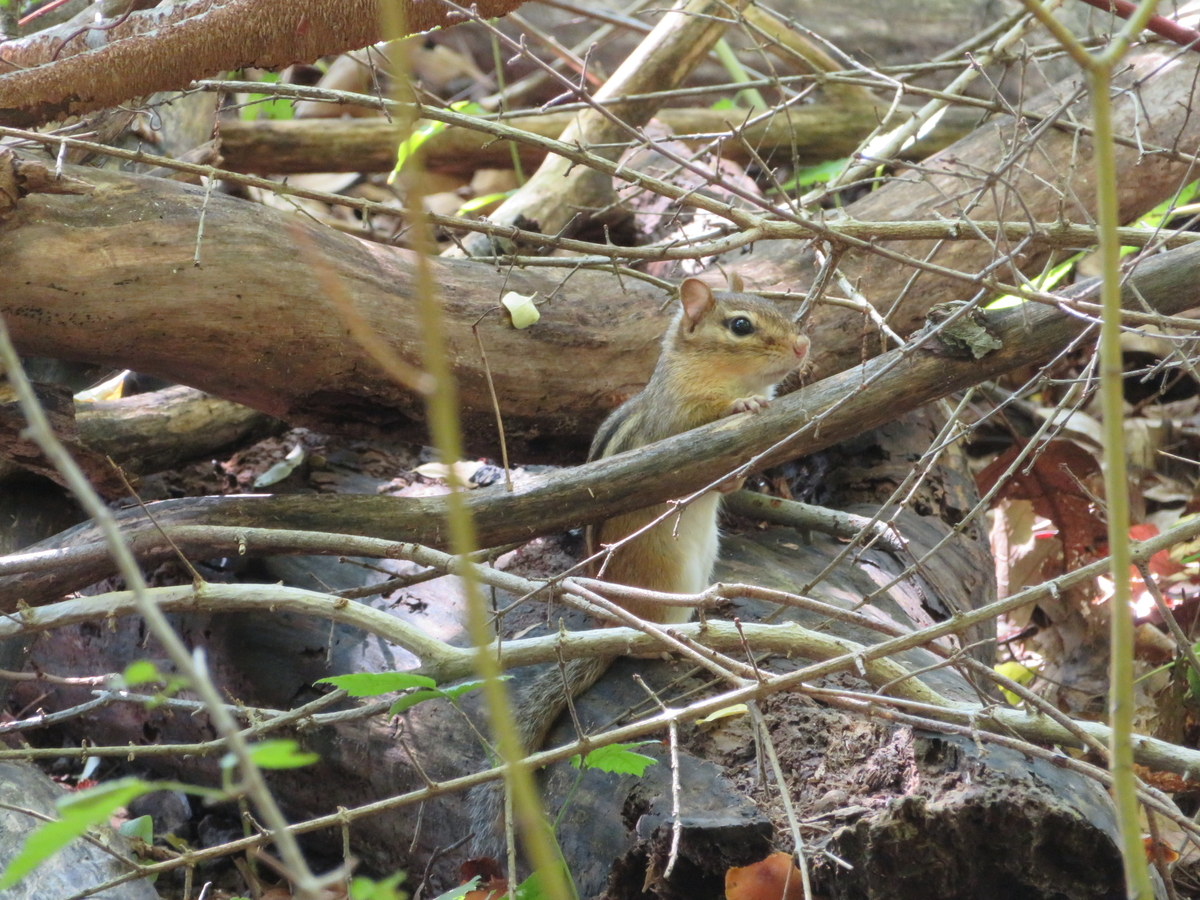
[673,491,721,595]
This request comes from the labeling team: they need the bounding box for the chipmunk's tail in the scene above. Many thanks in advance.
[469,654,613,859]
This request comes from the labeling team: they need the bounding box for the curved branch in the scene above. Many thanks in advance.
[9,560,1200,778]
[0,0,528,127]
[4,239,1200,606]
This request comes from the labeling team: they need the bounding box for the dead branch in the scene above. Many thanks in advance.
[448,0,754,256]
[0,0,528,127]
[215,102,980,176]
[4,237,1199,608]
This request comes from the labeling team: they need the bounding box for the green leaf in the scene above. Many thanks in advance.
[387,677,506,716]
[1187,651,1200,701]
[316,672,436,697]
[513,865,573,900]
[121,660,165,687]
[349,871,408,900]
[790,157,846,188]
[391,100,485,182]
[457,190,515,216]
[769,157,849,194]
[1134,178,1200,230]
[570,742,658,776]
[430,877,479,900]
[238,72,295,121]
[221,739,319,772]
[439,678,499,700]
[56,777,150,818]
[710,97,739,111]
[994,661,1037,706]
[986,253,1080,309]
[388,689,443,716]
[0,777,153,890]
[391,119,446,177]
[118,814,154,844]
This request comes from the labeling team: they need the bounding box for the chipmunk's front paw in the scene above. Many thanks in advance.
[728,395,770,415]
[716,474,747,495]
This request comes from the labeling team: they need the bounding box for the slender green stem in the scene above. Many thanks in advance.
[1017,0,1090,66]
[489,19,525,184]
[712,37,768,111]
[1017,2,1159,895]
[400,137,573,900]
[552,767,587,832]
[1098,0,1164,66]
[0,324,321,896]
[1090,62,1154,900]
[375,7,568,896]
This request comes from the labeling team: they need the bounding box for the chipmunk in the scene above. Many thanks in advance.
[469,274,810,857]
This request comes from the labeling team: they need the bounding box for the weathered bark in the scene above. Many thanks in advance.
[0,761,159,900]
[76,384,280,475]
[0,161,666,460]
[3,42,1197,461]
[450,0,756,257]
[215,102,981,176]
[0,384,278,493]
[738,41,1200,366]
[4,238,1200,609]
[3,406,1140,899]
[0,383,130,496]
[0,0,529,127]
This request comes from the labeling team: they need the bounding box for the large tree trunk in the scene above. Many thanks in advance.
[2,41,1197,461]
[1,7,1195,899]
[3,236,1199,610]
[4,404,1154,899]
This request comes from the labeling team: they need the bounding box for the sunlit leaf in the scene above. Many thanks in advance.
[456,191,515,215]
[994,661,1036,706]
[570,742,657,776]
[121,660,166,687]
[987,254,1079,309]
[0,777,152,890]
[118,814,154,844]
[350,871,408,900]
[511,864,572,900]
[221,739,319,772]
[316,672,437,697]
[74,369,130,402]
[432,876,480,900]
[391,101,484,182]
[238,71,295,121]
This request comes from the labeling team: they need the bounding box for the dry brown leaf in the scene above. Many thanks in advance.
[977,439,1106,567]
[725,851,805,900]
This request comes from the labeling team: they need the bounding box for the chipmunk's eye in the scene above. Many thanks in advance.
[728,316,755,336]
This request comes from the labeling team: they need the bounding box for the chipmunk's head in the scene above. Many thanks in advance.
[671,277,810,396]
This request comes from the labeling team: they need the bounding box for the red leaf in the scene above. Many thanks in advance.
[726,851,805,900]
[978,440,1106,566]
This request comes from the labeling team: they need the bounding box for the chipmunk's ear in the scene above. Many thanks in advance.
[679,278,715,330]
[726,271,744,293]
